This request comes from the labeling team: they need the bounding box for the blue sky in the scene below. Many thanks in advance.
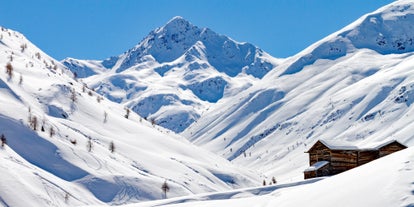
[0,0,394,60]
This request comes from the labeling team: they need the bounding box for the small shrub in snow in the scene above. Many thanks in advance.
[35,52,41,60]
[70,139,77,145]
[20,43,27,52]
[5,62,13,79]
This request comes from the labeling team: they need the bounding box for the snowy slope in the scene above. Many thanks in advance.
[62,17,282,133]
[125,146,414,207]
[0,27,260,206]
[183,0,414,182]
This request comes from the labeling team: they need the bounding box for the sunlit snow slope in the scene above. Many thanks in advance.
[183,0,414,182]
[129,146,414,207]
[0,27,259,206]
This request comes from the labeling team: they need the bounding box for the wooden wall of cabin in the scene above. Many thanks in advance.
[308,142,331,166]
[330,150,358,174]
[304,171,316,179]
[357,150,378,166]
[379,143,406,157]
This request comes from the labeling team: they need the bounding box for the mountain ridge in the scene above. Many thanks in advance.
[63,16,281,132]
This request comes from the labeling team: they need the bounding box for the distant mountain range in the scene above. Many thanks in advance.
[62,16,281,132]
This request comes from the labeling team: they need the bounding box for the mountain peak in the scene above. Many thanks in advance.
[165,16,187,25]
[156,16,197,34]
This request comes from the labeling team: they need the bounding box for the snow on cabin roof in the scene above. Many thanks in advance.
[306,139,406,152]
[304,161,329,172]
[318,140,359,150]
[359,139,406,150]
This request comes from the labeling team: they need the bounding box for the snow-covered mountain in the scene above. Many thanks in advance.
[0,27,260,206]
[3,0,414,206]
[62,16,281,133]
[183,0,414,182]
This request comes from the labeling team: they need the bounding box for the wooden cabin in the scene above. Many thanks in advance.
[304,139,407,179]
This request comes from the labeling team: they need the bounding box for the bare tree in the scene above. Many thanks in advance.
[87,138,92,152]
[1,134,6,148]
[124,108,130,119]
[5,63,13,79]
[19,74,23,85]
[49,126,55,137]
[64,192,70,203]
[104,111,108,123]
[30,116,38,131]
[109,141,115,153]
[161,180,170,199]
[70,88,77,102]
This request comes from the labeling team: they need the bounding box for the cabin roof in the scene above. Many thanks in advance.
[360,140,407,150]
[306,139,406,153]
[304,161,329,172]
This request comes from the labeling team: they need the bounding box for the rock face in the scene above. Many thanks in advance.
[62,16,281,133]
